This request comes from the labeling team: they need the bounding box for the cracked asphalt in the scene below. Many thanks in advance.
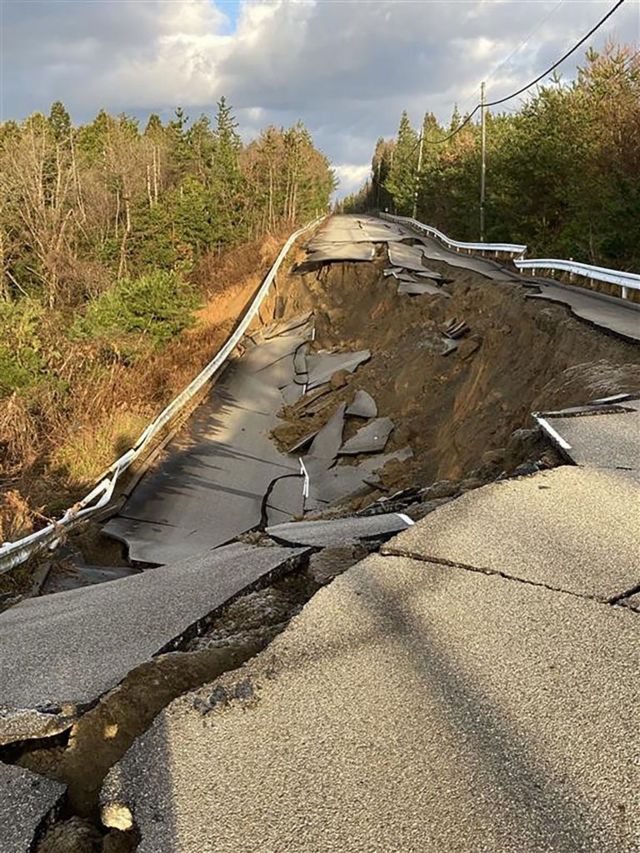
[384,466,640,601]
[102,468,640,852]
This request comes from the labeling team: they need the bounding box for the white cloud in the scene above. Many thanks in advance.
[333,163,372,197]
[2,0,638,194]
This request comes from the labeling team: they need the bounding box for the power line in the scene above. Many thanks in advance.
[487,0,627,108]
[413,0,629,149]
[484,0,567,87]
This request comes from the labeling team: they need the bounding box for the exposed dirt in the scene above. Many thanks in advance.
[270,253,640,501]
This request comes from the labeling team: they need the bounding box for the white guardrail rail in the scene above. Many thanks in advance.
[380,212,527,258]
[514,258,640,299]
[0,216,324,575]
[382,213,639,299]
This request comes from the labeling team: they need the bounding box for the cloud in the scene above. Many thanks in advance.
[333,163,373,196]
[2,0,638,195]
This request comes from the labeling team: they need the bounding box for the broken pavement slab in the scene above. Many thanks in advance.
[398,280,449,297]
[338,416,394,455]
[306,403,346,460]
[305,349,370,389]
[418,235,518,282]
[346,389,377,418]
[266,512,413,547]
[304,215,404,248]
[0,543,308,745]
[101,552,640,853]
[302,243,376,266]
[536,400,640,470]
[525,279,640,343]
[302,447,413,511]
[441,338,459,356]
[1,763,66,853]
[387,241,429,272]
[384,466,640,601]
[103,356,304,565]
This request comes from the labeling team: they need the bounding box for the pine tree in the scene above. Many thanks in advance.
[76,109,111,162]
[214,97,241,176]
[449,104,461,132]
[210,97,243,245]
[166,107,191,180]
[144,114,163,137]
[371,137,394,210]
[384,112,419,215]
[415,112,442,219]
[187,114,215,180]
[48,101,71,144]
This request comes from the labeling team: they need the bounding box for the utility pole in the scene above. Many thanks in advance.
[412,130,424,220]
[480,81,486,242]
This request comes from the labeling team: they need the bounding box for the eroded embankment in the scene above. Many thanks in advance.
[268,252,640,498]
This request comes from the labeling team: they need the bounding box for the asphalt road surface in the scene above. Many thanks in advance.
[102,538,639,852]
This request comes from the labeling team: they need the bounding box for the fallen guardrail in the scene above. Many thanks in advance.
[380,212,527,258]
[0,216,324,574]
[514,258,640,299]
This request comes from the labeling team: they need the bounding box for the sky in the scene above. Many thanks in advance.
[1,0,639,197]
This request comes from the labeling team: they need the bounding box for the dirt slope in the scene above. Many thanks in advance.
[272,252,640,492]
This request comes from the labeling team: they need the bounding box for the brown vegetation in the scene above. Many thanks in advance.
[0,230,292,541]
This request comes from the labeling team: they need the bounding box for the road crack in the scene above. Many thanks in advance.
[379,545,621,606]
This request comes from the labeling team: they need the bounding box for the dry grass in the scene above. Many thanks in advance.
[0,394,40,475]
[0,489,39,542]
[51,411,151,489]
[0,230,290,543]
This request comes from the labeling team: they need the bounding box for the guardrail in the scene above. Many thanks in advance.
[514,258,640,299]
[0,216,323,575]
[380,212,527,258]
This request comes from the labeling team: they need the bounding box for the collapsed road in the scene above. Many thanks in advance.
[0,214,638,852]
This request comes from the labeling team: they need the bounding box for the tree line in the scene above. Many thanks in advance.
[0,98,334,309]
[344,45,639,270]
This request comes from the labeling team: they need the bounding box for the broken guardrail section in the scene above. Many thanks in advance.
[0,216,325,574]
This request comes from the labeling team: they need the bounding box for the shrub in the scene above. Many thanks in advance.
[73,270,199,350]
[0,299,48,398]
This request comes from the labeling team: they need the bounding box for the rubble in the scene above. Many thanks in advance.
[345,390,377,418]
[338,417,394,455]
[266,513,413,547]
